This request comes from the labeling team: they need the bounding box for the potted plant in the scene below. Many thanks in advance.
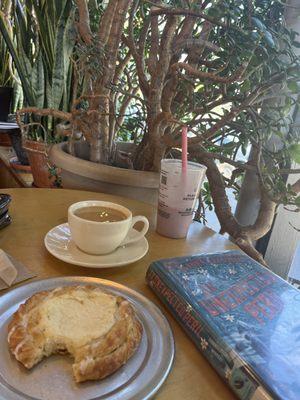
[48,0,160,203]
[0,0,13,124]
[4,0,300,264]
[0,14,29,164]
[0,0,76,186]
[0,9,12,148]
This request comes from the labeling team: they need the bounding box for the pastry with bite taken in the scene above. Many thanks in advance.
[7,285,143,383]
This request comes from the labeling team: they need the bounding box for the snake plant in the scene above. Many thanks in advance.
[0,0,76,124]
[0,36,11,87]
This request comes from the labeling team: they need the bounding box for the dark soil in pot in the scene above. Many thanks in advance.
[0,87,13,122]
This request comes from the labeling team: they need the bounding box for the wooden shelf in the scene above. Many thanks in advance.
[0,146,33,188]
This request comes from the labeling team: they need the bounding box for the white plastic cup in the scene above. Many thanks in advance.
[156,159,207,238]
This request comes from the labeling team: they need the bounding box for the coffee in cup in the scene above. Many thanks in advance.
[74,206,127,223]
[68,201,149,255]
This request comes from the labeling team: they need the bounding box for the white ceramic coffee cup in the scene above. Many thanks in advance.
[68,200,149,255]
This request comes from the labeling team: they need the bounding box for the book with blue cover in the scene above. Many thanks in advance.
[146,250,300,400]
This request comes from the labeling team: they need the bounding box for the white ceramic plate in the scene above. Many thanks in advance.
[44,223,149,268]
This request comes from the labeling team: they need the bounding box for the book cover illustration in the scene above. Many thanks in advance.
[146,250,300,400]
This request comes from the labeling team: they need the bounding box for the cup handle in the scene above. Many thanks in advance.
[121,216,149,246]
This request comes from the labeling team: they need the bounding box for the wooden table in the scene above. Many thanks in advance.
[0,188,237,400]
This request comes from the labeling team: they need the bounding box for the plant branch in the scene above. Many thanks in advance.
[76,0,93,45]
[16,108,72,123]
[147,2,246,34]
[171,61,248,84]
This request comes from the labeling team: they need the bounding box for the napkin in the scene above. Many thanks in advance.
[0,250,36,290]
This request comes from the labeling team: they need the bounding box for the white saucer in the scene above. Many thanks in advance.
[44,223,149,268]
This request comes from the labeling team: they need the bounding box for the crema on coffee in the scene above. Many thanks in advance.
[74,206,127,222]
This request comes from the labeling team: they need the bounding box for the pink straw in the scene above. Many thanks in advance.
[181,126,188,174]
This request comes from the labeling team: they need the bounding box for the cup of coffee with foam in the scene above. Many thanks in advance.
[68,201,149,255]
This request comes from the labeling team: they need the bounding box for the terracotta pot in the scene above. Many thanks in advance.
[23,140,54,188]
[49,142,160,204]
[0,133,12,147]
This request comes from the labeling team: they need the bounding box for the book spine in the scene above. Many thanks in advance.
[146,267,273,400]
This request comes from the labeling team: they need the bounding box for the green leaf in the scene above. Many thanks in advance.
[51,2,74,109]
[203,181,210,190]
[207,7,223,18]
[241,80,251,92]
[32,51,45,109]
[287,81,299,93]
[264,31,276,49]
[251,17,266,32]
[0,13,35,105]
[289,144,300,164]
[292,41,300,48]
[250,31,260,41]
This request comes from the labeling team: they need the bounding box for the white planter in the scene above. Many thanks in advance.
[50,142,160,204]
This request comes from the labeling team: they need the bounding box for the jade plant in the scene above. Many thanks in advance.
[3,0,300,264]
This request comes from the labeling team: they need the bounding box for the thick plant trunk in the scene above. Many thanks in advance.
[235,148,261,226]
[76,0,133,163]
[133,111,168,171]
[133,136,158,171]
[89,136,103,163]
[97,95,110,163]
[134,138,166,171]
[190,148,278,266]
